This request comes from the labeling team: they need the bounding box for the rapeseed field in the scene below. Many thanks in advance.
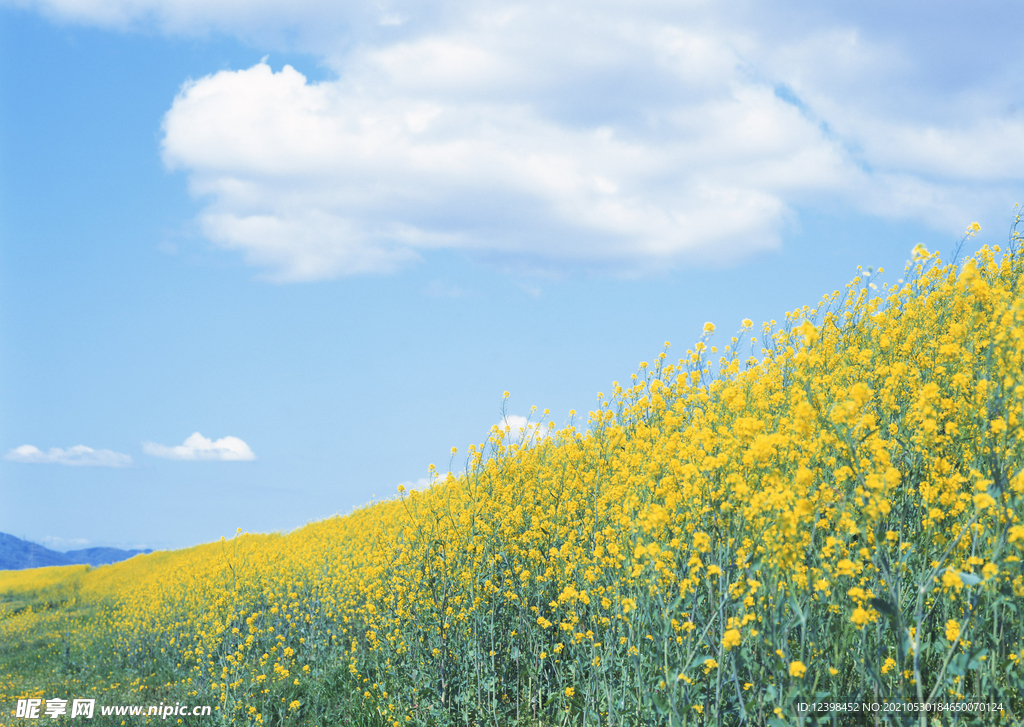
[3,220,1024,725]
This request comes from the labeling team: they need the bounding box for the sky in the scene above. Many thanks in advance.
[1,0,1022,552]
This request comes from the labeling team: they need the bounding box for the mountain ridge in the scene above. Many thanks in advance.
[0,532,152,571]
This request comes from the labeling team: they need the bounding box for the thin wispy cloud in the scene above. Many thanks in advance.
[39,535,90,550]
[10,0,1023,279]
[5,444,133,467]
[143,432,256,461]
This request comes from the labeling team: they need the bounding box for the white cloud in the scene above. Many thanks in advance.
[39,535,90,550]
[397,476,433,492]
[142,432,256,461]
[496,414,550,443]
[12,0,1024,278]
[5,444,133,467]
[161,58,833,280]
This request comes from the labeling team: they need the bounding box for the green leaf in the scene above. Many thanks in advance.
[967,649,990,671]
[651,691,669,714]
[734,650,747,674]
[948,652,969,677]
[869,597,898,619]
[958,571,982,586]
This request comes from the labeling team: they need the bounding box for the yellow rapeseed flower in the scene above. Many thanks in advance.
[851,607,871,627]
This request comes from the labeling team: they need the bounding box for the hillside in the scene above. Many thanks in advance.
[2,232,1023,725]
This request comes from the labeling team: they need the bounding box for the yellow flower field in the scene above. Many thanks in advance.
[3,219,1024,725]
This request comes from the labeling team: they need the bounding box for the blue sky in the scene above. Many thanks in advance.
[1,0,1021,551]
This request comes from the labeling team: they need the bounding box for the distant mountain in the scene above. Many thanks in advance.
[0,533,152,571]
[0,533,69,570]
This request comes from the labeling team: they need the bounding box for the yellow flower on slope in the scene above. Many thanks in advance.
[851,608,871,628]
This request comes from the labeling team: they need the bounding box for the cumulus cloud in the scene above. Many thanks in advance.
[142,432,256,461]
[5,444,133,467]
[161,60,833,280]
[13,0,1024,278]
